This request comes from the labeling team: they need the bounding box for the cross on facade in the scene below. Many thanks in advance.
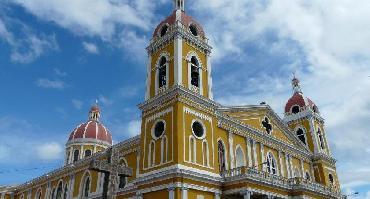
[89,148,133,199]
[262,117,272,134]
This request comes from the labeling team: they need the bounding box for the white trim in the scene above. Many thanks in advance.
[228,132,235,169]
[206,54,213,99]
[161,135,168,164]
[145,55,152,100]
[202,140,209,166]
[246,138,252,167]
[148,140,156,167]
[151,119,166,140]
[174,34,183,86]
[137,164,221,179]
[189,135,196,163]
[79,170,92,198]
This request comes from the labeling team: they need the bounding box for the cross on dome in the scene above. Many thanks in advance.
[174,0,185,11]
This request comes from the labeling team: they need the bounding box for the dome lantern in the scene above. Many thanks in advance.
[88,101,100,121]
[174,0,185,11]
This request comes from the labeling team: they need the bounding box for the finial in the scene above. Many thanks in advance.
[291,73,302,94]
[174,0,185,11]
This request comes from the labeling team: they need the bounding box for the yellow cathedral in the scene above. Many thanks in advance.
[0,1,343,199]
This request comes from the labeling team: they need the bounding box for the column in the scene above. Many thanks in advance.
[252,140,258,168]
[206,53,213,99]
[145,55,152,100]
[300,159,305,178]
[322,128,332,155]
[309,118,319,153]
[168,187,175,199]
[1,193,5,199]
[310,162,316,181]
[214,193,221,199]
[181,187,188,199]
[285,154,290,178]
[174,33,183,86]
[278,151,284,177]
[228,132,235,169]
[136,150,141,177]
[289,156,294,177]
[80,145,84,159]
[246,138,252,167]
[69,174,75,199]
[260,143,265,171]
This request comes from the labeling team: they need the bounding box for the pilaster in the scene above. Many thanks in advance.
[228,132,235,169]
[174,34,183,86]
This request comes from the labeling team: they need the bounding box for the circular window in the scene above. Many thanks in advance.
[160,25,168,37]
[192,121,204,138]
[189,24,198,36]
[153,121,165,138]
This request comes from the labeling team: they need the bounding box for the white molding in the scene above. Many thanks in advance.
[174,34,183,86]
[206,54,213,100]
[145,55,152,100]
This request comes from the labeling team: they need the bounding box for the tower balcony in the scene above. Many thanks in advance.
[221,166,344,199]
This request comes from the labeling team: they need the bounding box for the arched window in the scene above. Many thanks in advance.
[218,140,226,172]
[292,105,300,114]
[266,153,277,175]
[190,56,200,88]
[73,150,79,163]
[160,25,168,37]
[63,184,69,199]
[161,136,168,163]
[83,176,91,198]
[189,24,198,36]
[20,194,24,199]
[51,188,56,199]
[158,57,167,89]
[84,149,92,158]
[56,182,63,199]
[317,129,325,149]
[148,141,155,167]
[328,174,334,184]
[235,146,245,168]
[202,140,209,166]
[296,128,306,145]
[189,136,196,163]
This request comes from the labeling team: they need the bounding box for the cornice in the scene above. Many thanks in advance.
[147,23,212,55]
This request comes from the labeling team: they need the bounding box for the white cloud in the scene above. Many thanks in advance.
[82,41,99,54]
[0,16,58,63]
[36,142,63,160]
[191,0,370,191]
[36,78,65,89]
[127,120,141,137]
[54,68,67,77]
[72,99,83,110]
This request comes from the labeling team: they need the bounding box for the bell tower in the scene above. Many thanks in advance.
[144,0,213,101]
[284,76,339,187]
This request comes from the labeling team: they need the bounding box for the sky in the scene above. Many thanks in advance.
[0,0,369,197]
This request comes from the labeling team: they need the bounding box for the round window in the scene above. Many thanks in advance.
[189,24,198,36]
[192,121,204,138]
[160,25,168,37]
[154,121,165,138]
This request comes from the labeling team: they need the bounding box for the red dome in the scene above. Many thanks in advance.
[153,10,205,38]
[68,120,112,145]
[67,105,113,145]
[285,92,317,113]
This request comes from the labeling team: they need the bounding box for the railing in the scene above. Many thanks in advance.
[222,167,343,198]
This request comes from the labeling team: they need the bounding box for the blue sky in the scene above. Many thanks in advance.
[1,0,370,198]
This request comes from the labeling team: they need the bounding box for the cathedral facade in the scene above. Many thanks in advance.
[0,1,343,199]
